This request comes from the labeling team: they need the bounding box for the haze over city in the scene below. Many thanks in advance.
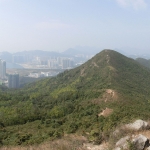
[0,0,150,54]
[2,1,150,149]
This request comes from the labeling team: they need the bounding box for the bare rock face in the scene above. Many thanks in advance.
[86,120,150,150]
[146,146,150,150]
[114,134,149,150]
[132,134,149,150]
[115,136,130,149]
[114,147,121,150]
[83,143,108,150]
[125,119,149,131]
[113,120,149,138]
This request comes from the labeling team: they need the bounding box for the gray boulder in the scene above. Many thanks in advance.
[132,134,149,150]
[115,136,130,149]
[126,119,149,131]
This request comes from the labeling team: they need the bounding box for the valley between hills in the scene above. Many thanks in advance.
[1,49,150,149]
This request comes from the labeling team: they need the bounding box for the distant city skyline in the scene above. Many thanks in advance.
[0,0,150,54]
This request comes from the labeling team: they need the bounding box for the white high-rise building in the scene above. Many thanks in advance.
[48,59,58,69]
[0,59,6,79]
[62,58,74,69]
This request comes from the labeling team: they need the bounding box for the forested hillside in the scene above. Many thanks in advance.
[1,49,150,146]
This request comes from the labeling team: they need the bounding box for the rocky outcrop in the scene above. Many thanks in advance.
[112,120,150,150]
[115,136,130,149]
[83,143,108,150]
[114,134,149,150]
[84,120,150,150]
[125,119,149,131]
[132,134,149,150]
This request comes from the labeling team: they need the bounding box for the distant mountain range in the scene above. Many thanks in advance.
[0,48,101,69]
[0,47,150,64]
[135,57,150,69]
[0,47,100,61]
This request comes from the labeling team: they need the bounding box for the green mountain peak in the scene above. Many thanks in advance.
[1,49,150,146]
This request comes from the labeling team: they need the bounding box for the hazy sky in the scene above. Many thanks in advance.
[0,0,150,53]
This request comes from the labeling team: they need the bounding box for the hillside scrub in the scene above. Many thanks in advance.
[1,50,150,146]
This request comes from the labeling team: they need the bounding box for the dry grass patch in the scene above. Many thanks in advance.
[98,107,113,117]
[0,135,87,150]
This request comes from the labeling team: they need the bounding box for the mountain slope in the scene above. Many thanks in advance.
[26,49,150,100]
[1,49,150,146]
[136,57,150,69]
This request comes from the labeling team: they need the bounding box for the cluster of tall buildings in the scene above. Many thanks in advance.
[47,57,74,69]
[12,55,75,69]
[32,57,75,69]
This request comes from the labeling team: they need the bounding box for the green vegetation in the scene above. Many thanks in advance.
[1,49,150,146]
[19,76,43,88]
